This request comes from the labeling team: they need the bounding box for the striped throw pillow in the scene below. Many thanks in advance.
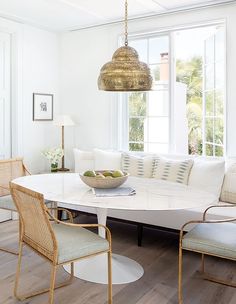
[153,157,193,185]
[122,153,156,178]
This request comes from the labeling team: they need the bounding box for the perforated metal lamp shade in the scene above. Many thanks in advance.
[97,0,153,92]
[98,46,153,91]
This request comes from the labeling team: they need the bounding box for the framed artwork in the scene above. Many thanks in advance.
[33,93,53,121]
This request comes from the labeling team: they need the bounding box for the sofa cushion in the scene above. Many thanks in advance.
[122,153,156,178]
[220,162,236,203]
[152,157,193,185]
[94,148,121,171]
[188,158,225,197]
[52,223,109,264]
[73,149,94,173]
[182,222,236,259]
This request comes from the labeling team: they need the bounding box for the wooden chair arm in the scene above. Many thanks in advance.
[47,207,74,223]
[203,204,236,220]
[23,164,31,176]
[46,211,112,244]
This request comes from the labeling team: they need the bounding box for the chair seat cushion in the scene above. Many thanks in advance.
[182,222,236,259]
[52,223,109,264]
[0,195,17,211]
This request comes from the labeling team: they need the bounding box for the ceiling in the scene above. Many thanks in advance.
[0,0,234,31]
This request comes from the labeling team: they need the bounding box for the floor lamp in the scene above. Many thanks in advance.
[54,115,75,172]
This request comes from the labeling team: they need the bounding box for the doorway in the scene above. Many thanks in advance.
[0,31,12,222]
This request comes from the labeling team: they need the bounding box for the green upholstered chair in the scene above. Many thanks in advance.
[178,204,236,304]
[10,182,112,304]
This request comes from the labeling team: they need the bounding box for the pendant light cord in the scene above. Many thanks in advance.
[125,0,128,46]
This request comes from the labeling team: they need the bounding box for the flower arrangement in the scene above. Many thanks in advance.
[42,147,64,172]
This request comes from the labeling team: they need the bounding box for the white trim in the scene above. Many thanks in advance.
[169,31,175,154]
[70,1,235,32]
[117,93,129,151]
[0,12,57,33]
[0,31,11,159]
[202,24,226,156]
[128,19,226,40]
[223,21,227,157]
[109,92,119,150]
[202,33,207,156]
[0,25,24,158]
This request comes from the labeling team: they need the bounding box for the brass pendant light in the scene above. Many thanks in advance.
[98,0,153,91]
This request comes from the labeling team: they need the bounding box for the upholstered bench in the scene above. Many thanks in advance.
[73,148,236,246]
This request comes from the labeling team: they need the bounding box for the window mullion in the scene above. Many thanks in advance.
[169,31,174,154]
[202,38,207,156]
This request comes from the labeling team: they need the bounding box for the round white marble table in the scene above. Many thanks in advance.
[12,173,218,285]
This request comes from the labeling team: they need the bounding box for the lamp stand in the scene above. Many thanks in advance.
[58,126,70,172]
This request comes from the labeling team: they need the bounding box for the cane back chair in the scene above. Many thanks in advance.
[179,204,236,304]
[0,158,31,254]
[10,182,113,304]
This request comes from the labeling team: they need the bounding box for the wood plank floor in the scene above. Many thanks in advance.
[0,215,236,304]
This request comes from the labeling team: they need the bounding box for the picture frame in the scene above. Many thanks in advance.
[33,93,53,121]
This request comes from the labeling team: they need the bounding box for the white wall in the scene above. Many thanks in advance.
[59,3,236,168]
[59,27,116,169]
[21,25,60,172]
[0,18,60,173]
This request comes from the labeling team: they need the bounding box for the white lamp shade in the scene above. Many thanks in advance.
[53,115,75,126]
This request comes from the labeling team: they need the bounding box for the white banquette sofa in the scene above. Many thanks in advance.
[74,148,236,236]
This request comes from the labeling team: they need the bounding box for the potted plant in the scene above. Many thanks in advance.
[42,147,64,172]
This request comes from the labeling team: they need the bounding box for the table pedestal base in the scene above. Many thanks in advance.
[64,253,144,284]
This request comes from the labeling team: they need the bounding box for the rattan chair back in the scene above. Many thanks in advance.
[0,158,27,197]
[10,183,57,262]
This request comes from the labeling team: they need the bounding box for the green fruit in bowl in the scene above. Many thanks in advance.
[84,170,96,177]
[105,176,113,179]
[96,173,105,178]
[103,171,113,177]
[112,170,124,178]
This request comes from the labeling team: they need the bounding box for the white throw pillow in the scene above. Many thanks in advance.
[94,149,122,170]
[220,162,236,203]
[73,149,94,173]
[122,153,156,178]
[153,157,193,185]
[188,158,225,197]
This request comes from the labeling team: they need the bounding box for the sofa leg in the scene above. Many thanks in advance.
[137,223,143,247]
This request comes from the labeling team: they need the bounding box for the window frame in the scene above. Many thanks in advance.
[117,20,226,156]
[202,27,226,156]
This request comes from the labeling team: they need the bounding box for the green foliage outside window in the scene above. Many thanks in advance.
[129,92,146,151]
[176,56,224,156]
[128,56,224,156]
[176,56,203,155]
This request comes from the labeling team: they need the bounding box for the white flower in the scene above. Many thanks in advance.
[42,147,64,164]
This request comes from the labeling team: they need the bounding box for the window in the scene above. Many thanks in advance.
[128,36,170,153]
[119,23,225,156]
[203,28,225,156]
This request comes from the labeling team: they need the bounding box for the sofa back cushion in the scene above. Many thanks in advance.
[220,160,236,203]
[188,158,225,197]
[122,153,156,178]
[94,148,122,170]
[153,157,193,185]
[73,149,94,173]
